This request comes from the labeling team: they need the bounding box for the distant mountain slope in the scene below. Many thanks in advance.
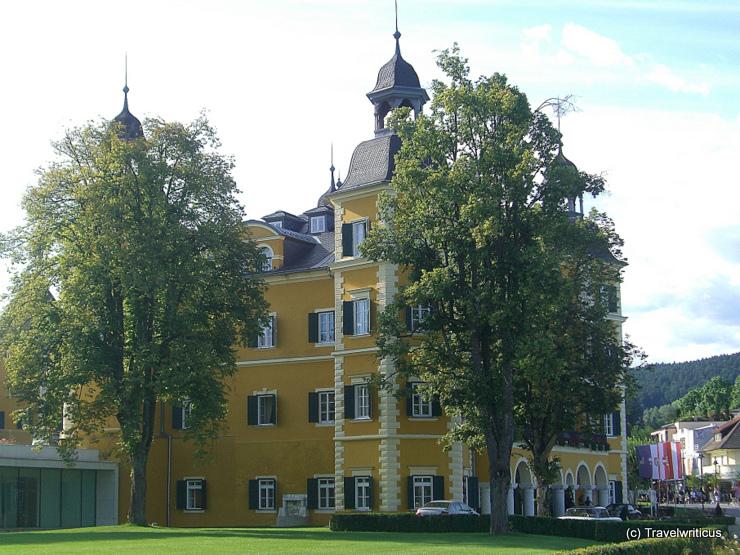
[630,352,740,423]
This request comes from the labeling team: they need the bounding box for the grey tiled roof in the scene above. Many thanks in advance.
[700,419,740,452]
[340,134,401,191]
[371,47,422,93]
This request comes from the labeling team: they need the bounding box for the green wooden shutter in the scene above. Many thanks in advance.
[341,224,353,257]
[247,396,258,425]
[308,392,319,423]
[172,406,183,430]
[614,481,623,504]
[176,480,187,510]
[431,395,442,417]
[271,315,277,347]
[407,476,415,509]
[367,476,374,510]
[308,313,319,343]
[344,477,355,510]
[344,385,355,419]
[248,480,258,509]
[433,476,445,501]
[343,301,354,335]
[307,478,318,509]
[201,480,207,510]
[405,306,413,331]
[0,411,4,429]
[467,477,479,510]
[613,411,621,436]
[405,383,414,417]
[247,334,258,348]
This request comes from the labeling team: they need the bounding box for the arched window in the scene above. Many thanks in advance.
[259,246,273,272]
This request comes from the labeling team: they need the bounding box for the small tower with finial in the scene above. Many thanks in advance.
[113,53,144,140]
[366,1,429,136]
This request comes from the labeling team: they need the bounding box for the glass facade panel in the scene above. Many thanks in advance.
[39,469,61,529]
[17,468,39,528]
[0,467,18,528]
[60,469,82,529]
[81,470,96,527]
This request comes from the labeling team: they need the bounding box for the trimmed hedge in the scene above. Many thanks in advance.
[509,515,728,543]
[555,536,724,555]
[330,513,729,543]
[330,513,487,533]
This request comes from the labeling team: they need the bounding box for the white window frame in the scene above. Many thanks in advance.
[257,314,276,349]
[259,245,273,272]
[181,400,193,430]
[257,394,276,426]
[410,304,431,332]
[318,390,335,424]
[411,383,433,418]
[318,477,335,510]
[352,220,367,257]
[354,298,370,336]
[186,479,204,510]
[413,475,434,509]
[258,478,276,511]
[310,215,326,233]
[271,221,282,229]
[604,413,614,437]
[355,476,371,511]
[355,384,370,420]
[318,311,335,344]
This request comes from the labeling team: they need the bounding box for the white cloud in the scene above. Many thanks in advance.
[522,23,552,43]
[560,23,634,67]
[648,63,710,95]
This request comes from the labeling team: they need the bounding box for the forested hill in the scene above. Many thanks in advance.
[631,352,740,419]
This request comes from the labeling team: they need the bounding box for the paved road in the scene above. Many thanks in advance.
[665,502,739,536]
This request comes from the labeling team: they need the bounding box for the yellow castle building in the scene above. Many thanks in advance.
[0,26,627,529]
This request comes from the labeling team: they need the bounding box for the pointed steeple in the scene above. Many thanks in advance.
[367,1,429,136]
[330,143,336,192]
[317,144,339,207]
[113,54,143,140]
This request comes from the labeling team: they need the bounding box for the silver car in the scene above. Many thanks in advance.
[415,500,479,516]
[558,506,623,521]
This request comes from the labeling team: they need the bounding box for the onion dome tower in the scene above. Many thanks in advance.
[366,7,429,137]
[553,145,584,219]
[113,57,143,140]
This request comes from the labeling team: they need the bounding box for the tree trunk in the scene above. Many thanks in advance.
[128,448,149,525]
[486,430,513,534]
[536,483,550,516]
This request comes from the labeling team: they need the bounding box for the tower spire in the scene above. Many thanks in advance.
[123,52,130,110]
[330,143,336,192]
[393,0,401,53]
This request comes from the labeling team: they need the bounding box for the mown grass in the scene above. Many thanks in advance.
[0,525,599,554]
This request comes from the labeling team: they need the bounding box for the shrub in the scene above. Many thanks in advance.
[556,536,724,555]
[330,513,487,533]
[330,513,728,541]
[509,515,728,543]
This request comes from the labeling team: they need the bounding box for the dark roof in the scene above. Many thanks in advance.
[370,38,421,93]
[303,205,334,216]
[261,210,306,222]
[271,244,334,275]
[339,134,401,191]
[701,419,740,452]
[114,88,143,140]
[245,220,317,245]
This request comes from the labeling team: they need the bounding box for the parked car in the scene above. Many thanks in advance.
[606,503,642,519]
[558,506,623,521]
[415,500,479,516]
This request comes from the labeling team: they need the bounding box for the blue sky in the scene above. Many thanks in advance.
[1,0,739,363]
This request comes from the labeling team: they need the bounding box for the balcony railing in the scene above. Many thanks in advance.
[556,431,610,452]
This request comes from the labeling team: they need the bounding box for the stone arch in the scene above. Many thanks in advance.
[593,463,610,507]
[575,462,593,506]
[513,459,535,516]
[563,470,576,511]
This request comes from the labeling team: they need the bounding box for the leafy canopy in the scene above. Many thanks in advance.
[0,116,267,457]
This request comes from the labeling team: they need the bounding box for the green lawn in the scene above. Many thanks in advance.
[0,526,597,554]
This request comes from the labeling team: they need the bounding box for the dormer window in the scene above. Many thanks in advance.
[310,216,326,234]
[271,221,282,229]
[259,246,273,272]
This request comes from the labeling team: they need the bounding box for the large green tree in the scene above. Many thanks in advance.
[363,46,631,532]
[0,116,267,524]
[515,214,639,515]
